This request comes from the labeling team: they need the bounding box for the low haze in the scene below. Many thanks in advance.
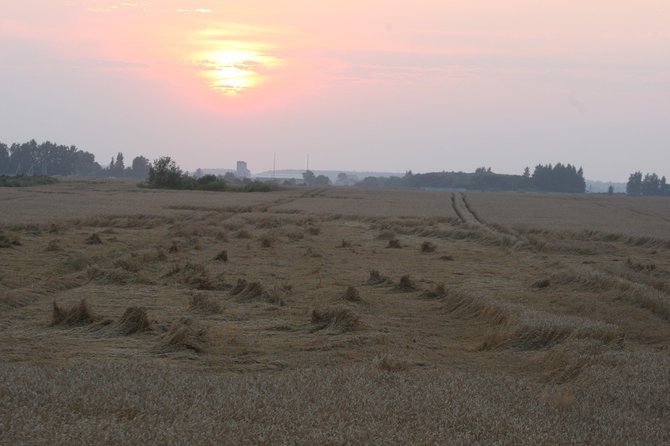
[1,0,668,180]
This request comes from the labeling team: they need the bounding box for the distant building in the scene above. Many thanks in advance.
[236,161,250,179]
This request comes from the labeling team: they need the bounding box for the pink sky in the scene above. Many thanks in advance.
[1,0,669,180]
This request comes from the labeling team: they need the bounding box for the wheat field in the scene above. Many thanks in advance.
[1,179,669,445]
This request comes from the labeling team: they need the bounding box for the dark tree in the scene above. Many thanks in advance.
[115,152,125,170]
[147,157,183,188]
[0,143,9,174]
[626,172,643,196]
[627,172,670,196]
[314,174,331,186]
[302,170,316,186]
[131,156,150,179]
[74,150,102,177]
[531,163,585,193]
[336,172,349,185]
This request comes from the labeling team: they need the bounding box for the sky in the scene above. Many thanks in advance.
[1,1,668,181]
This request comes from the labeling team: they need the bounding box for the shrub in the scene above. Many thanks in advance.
[147,157,184,189]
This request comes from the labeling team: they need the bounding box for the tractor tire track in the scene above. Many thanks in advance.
[451,193,525,243]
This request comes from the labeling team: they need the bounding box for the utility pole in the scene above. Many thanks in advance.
[306,153,309,172]
[273,152,276,179]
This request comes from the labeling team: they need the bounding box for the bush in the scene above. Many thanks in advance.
[0,175,58,187]
[147,157,184,189]
[144,157,275,192]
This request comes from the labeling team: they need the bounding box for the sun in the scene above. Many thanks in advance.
[194,49,280,96]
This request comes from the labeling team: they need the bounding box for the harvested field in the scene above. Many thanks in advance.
[1,179,669,444]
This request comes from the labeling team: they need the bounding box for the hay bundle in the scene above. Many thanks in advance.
[368,270,390,286]
[396,275,417,292]
[51,299,99,326]
[117,306,152,335]
[387,239,402,249]
[341,286,363,303]
[311,307,363,333]
[420,241,436,253]
[85,233,103,245]
[189,294,223,314]
[156,318,209,353]
[230,278,248,295]
[45,239,62,252]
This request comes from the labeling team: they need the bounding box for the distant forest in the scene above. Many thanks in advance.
[626,172,669,196]
[359,164,587,193]
[3,139,667,197]
[0,140,149,179]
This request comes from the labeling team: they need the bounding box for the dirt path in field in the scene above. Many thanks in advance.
[451,193,528,245]
[451,193,483,225]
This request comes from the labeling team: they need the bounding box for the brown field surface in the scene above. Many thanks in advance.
[1,180,669,445]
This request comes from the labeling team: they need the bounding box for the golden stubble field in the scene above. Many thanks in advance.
[1,179,669,445]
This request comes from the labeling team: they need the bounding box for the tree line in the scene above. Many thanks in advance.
[0,140,150,179]
[626,172,669,196]
[146,157,274,192]
[358,163,586,193]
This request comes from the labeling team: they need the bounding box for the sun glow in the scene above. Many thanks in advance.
[194,48,281,96]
